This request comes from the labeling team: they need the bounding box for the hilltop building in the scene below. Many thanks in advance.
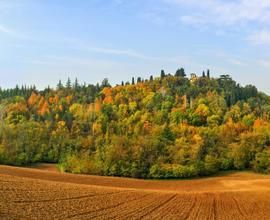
[190,73,198,83]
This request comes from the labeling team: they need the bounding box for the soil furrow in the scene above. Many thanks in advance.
[232,197,248,220]
[136,194,177,220]
[13,190,127,204]
[66,193,151,219]
[1,165,270,220]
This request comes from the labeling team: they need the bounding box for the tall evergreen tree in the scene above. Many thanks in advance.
[202,71,206,78]
[66,78,72,90]
[132,77,135,85]
[15,85,19,94]
[161,70,166,79]
[47,85,51,91]
[207,69,210,78]
[74,78,79,90]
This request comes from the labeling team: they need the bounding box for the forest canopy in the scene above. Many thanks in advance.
[0,69,270,179]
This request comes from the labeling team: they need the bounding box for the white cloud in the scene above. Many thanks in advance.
[248,30,270,45]
[84,46,155,60]
[141,12,166,26]
[162,0,270,46]
[0,24,28,39]
[0,1,28,39]
[214,51,248,67]
[258,59,270,69]
[165,0,270,26]
[61,50,187,66]
[89,47,150,60]
[227,58,247,66]
[0,25,12,34]
[29,55,121,67]
[180,15,208,26]
[72,44,191,63]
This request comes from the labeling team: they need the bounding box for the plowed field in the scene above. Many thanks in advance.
[1,165,270,219]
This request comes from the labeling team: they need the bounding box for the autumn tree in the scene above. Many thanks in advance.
[0,71,270,179]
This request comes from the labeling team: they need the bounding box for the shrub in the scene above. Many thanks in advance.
[252,151,270,174]
[149,164,198,179]
[58,153,97,174]
[204,155,220,175]
[219,157,234,170]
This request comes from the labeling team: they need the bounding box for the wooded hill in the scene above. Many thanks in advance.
[0,69,270,179]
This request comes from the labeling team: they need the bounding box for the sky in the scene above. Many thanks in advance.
[1,0,270,94]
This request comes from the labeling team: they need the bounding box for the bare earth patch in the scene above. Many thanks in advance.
[0,165,270,219]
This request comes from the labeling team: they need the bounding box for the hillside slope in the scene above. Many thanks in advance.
[0,72,270,178]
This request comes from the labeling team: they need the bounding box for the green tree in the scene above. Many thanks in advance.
[161,70,166,79]
[101,78,111,88]
[207,69,210,78]
[202,71,206,78]
[66,78,72,90]
[175,68,186,77]
[74,78,79,90]
[252,151,270,174]
[57,80,64,90]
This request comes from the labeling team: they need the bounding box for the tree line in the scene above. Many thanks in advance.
[0,68,269,178]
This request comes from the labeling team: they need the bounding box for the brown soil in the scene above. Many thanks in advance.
[1,164,270,219]
[29,163,60,173]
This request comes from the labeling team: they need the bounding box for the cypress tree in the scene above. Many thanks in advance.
[202,71,206,78]
[161,70,166,79]
[207,69,210,78]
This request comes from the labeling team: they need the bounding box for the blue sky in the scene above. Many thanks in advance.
[1,0,270,94]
